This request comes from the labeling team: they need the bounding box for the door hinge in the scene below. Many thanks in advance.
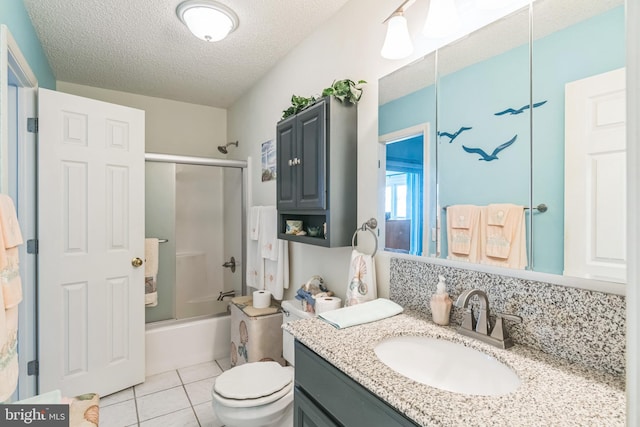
[27,239,38,254]
[27,117,39,133]
[27,360,39,376]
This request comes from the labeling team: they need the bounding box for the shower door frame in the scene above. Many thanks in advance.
[145,152,249,300]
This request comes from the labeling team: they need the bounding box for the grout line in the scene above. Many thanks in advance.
[132,385,141,426]
[176,369,203,426]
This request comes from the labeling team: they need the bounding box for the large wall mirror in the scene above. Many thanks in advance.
[378,0,626,284]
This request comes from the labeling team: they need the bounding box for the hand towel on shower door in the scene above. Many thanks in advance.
[145,238,159,307]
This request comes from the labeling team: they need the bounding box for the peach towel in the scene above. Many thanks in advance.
[0,302,19,402]
[481,204,527,269]
[0,195,22,402]
[446,205,481,263]
[1,248,22,309]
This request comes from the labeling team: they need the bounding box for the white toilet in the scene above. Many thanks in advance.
[212,299,313,427]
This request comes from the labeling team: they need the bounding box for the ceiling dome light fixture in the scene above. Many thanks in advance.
[177,0,239,42]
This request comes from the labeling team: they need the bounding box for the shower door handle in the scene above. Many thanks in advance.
[132,257,144,268]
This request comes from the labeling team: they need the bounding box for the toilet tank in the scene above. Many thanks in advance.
[281,299,314,366]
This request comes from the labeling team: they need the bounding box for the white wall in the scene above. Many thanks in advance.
[227,0,437,301]
[57,81,228,157]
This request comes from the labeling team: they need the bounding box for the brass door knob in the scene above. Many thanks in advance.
[131,257,143,268]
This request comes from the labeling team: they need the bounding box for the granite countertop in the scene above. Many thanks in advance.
[283,310,625,427]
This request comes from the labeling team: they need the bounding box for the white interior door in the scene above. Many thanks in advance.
[564,67,626,283]
[38,88,145,397]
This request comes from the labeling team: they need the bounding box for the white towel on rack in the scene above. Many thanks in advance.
[246,207,263,289]
[263,240,289,300]
[346,250,377,307]
[249,206,261,241]
[259,206,278,261]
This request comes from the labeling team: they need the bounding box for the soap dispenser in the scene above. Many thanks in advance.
[430,275,452,326]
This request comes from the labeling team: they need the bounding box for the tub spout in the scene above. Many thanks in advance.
[217,290,236,301]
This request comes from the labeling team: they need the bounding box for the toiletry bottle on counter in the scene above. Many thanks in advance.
[430,275,452,326]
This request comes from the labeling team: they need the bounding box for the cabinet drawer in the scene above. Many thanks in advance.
[295,341,419,427]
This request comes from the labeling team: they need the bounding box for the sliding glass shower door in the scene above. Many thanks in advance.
[145,160,244,323]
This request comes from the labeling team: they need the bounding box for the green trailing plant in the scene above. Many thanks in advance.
[322,79,367,104]
[281,79,367,120]
[281,94,317,120]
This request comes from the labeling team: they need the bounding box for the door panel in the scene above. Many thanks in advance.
[277,119,296,210]
[296,102,325,210]
[564,68,626,282]
[38,88,145,397]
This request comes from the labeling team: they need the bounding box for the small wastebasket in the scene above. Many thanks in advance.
[229,297,284,367]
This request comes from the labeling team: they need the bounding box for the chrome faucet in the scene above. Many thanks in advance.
[454,289,522,349]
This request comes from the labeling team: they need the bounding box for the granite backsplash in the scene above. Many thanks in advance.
[389,257,626,376]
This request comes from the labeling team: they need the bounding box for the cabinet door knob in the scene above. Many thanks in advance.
[288,159,294,166]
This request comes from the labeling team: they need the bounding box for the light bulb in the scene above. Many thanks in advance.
[423,0,460,38]
[381,13,414,60]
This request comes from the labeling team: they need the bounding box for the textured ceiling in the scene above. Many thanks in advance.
[23,0,351,108]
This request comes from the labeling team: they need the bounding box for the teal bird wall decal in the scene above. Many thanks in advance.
[438,126,472,143]
[462,135,517,161]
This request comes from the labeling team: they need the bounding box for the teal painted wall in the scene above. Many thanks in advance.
[0,0,55,89]
[378,6,625,274]
[531,6,625,274]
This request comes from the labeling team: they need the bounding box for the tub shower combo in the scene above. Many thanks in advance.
[143,152,247,374]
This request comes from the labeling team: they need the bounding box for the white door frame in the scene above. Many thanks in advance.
[0,25,39,400]
[379,123,431,256]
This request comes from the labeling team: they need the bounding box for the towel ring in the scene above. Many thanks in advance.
[351,218,378,257]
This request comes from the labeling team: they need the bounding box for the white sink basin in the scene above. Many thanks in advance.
[374,336,521,396]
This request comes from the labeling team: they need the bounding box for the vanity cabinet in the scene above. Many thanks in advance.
[294,341,419,427]
[276,96,357,247]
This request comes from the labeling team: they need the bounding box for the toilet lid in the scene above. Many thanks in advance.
[212,377,292,408]
[214,362,293,400]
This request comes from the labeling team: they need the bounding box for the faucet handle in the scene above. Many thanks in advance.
[490,313,522,342]
[460,308,476,331]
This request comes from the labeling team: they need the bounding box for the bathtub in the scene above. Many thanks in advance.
[145,314,231,376]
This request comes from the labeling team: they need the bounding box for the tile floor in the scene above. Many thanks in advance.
[99,357,232,427]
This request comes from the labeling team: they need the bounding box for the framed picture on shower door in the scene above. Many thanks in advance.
[261,139,276,182]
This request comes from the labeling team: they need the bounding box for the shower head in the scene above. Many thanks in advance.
[218,141,239,154]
